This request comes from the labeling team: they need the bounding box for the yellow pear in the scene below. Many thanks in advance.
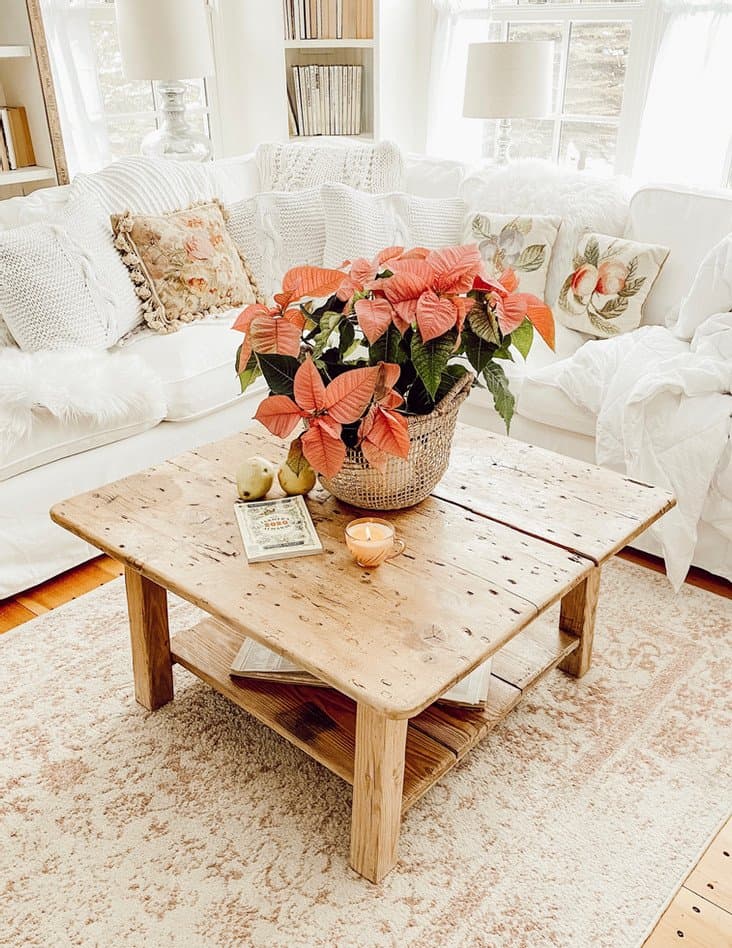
[236,456,274,501]
[278,458,316,496]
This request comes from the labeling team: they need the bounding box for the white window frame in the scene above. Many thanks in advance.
[460,1,659,175]
[84,0,222,157]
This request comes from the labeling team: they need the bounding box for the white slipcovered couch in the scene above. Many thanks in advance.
[0,148,730,598]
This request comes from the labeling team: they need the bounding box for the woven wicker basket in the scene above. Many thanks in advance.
[320,371,474,510]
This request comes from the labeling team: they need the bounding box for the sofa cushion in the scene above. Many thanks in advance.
[675,233,732,341]
[517,362,596,438]
[404,154,468,198]
[321,184,466,266]
[626,185,732,327]
[118,313,246,422]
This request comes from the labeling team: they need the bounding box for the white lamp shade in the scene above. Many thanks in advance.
[463,42,554,119]
[116,0,214,80]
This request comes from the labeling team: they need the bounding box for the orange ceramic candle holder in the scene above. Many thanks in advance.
[344,518,405,568]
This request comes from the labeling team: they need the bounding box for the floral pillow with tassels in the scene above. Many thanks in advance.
[112,200,260,334]
[464,211,561,302]
[556,232,669,338]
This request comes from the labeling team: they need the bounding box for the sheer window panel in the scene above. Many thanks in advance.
[106,115,158,161]
[89,18,154,115]
[483,118,555,161]
[559,120,618,173]
[564,21,631,118]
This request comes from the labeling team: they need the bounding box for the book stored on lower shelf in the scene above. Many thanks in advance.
[291,64,362,137]
[231,637,494,709]
[0,106,35,171]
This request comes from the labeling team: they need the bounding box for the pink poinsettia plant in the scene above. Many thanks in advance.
[233,244,554,479]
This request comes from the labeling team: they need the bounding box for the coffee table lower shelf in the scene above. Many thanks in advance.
[171,617,579,813]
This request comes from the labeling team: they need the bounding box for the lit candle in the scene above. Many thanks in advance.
[345,517,405,568]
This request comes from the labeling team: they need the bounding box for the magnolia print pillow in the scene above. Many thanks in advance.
[112,200,260,334]
[466,212,561,301]
[556,233,669,337]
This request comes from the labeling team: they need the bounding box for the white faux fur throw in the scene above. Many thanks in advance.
[0,348,166,460]
[460,159,632,304]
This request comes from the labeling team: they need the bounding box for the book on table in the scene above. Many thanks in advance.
[234,495,323,563]
[230,636,494,709]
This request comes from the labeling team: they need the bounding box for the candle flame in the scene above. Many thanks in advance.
[365,525,372,541]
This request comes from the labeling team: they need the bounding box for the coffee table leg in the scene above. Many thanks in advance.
[558,565,601,678]
[124,567,173,710]
[350,703,408,883]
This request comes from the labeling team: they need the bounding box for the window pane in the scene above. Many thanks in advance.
[483,118,554,161]
[89,19,154,115]
[559,120,618,174]
[564,21,631,117]
[507,22,562,111]
[107,115,157,161]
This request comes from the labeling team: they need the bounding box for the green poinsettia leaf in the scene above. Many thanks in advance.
[369,322,408,365]
[411,330,457,399]
[237,347,261,394]
[338,318,357,358]
[468,305,501,345]
[516,244,546,273]
[434,364,469,404]
[509,318,534,360]
[311,310,342,359]
[256,352,300,395]
[284,436,310,476]
[462,326,497,375]
[406,376,435,414]
[483,361,515,432]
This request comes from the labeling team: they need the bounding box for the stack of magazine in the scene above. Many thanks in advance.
[283,0,372,41]
[290,64,362,136]
[230,638,494,710]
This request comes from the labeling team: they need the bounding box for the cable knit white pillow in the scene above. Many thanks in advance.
[68,156,218,217]
[227,187,325,301]
[0,196,141,351]
[321,184,466,266]
[675,234,732,341]
[256,140,403,193]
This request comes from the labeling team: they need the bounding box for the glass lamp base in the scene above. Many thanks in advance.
[140,81,213,163]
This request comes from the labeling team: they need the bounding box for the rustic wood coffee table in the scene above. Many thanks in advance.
[51,424,673,882]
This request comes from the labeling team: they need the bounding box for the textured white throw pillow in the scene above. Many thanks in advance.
[321,184,466,267]
[0,196,141,351]
[464,211,561,300]
[68,156,218,217]
[256,140,403,193]
[227,187,325,301]
[675,233,732,341]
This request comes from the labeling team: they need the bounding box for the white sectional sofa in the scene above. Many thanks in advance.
[1,150,730,598]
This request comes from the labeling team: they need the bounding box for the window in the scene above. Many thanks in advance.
[86,1,211,161]
[444,1,653,175]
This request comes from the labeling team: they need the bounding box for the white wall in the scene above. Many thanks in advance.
[210,0,288,157]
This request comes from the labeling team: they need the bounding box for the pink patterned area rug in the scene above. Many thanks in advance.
[1,558,730,947]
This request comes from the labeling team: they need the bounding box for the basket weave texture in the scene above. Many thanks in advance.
[320,371,474,510]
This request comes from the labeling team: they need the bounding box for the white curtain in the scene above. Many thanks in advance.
[425,0,493,160]
[634,0,732,189]
[40,0,112,177]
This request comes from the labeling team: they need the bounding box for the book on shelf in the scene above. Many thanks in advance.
[283,0,371,40]
[234,495,323,563]
[291,63,362,137]
[230,636,494,709]
[0,106,35,171]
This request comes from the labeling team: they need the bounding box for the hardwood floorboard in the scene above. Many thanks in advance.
[1,549,729,936]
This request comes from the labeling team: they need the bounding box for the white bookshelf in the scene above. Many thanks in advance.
[0,164,55,185]
[0,45,31,59]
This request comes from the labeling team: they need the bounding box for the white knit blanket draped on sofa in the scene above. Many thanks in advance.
[0,348,166,460]
[555,313,732,589]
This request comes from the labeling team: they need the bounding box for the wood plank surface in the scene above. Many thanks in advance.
[644,887,732,947]
[171,617,455,810]
[685,818,732,914]
[434,425,675,565]
[51,428,593,718]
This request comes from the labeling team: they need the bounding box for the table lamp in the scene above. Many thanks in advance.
[116,0,214,161]
[463,41,553,165]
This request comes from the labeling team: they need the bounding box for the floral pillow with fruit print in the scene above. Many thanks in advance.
[466,212,561,303]
[557,233,669,338]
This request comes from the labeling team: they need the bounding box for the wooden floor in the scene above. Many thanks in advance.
[0,550,730,940]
